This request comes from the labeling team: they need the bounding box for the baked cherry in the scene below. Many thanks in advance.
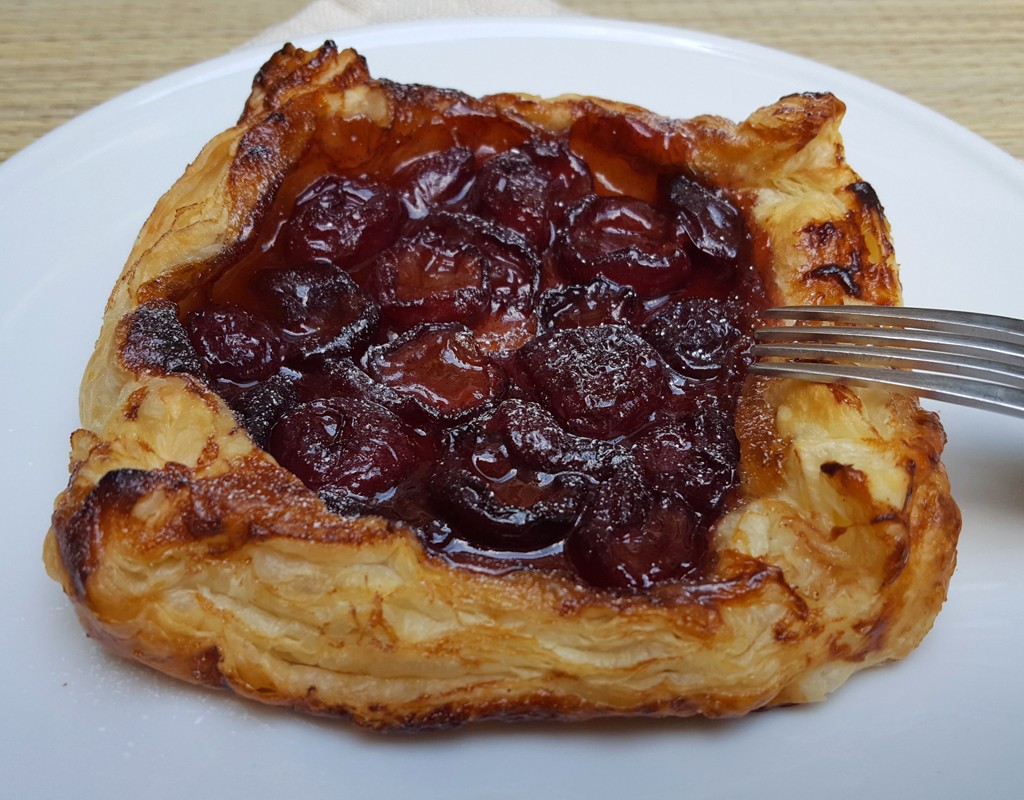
[229,374,298,448]
[424,212,540,313]
[292,355,381,401]
[430,403,598,551]
[518,137,592,224]
[389,212,540,352]
[642,297,743,380]
[631,415,738,517]
[483,399,631,482]
[287,356,431,430]
[250,262,379,360]
[556,195,691,295]
[392,146,475,217]
[184,307,283,383]
[469,150,550,249]
[565,472,701,590]
[536,278,640,331]
[282,175,405,268]
[665,173,746,264]
[267,397,418,497]
[371,225,491,328]
[515,324,667,439]
[364,323,505,424]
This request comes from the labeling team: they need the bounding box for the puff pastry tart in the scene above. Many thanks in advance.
[44,42,961,730]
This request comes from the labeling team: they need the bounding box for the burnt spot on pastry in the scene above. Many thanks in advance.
[826,384,865,411]
[800,218,864,298]
[123,387,149,421]
[850,613,891,659]
[820,460,880,517]
[847,180,884,213]
[807,255,863,298]
[241,142,274,162]
[882,531,911,586]
[120,299,201,376]
[820,461,852,478]
[822,608,893,664]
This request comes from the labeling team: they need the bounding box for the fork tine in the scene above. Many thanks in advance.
[762,305,1024,346]
[751,342,1024,389]
[752,305,1024,418]
[754,324,1024,368]
[750,360,1024,418]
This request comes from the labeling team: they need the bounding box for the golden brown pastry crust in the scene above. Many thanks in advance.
[44,42,960,729]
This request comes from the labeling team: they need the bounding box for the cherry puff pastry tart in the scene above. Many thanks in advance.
[44,42,961,730]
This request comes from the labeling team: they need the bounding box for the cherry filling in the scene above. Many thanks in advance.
[566,471,704,589]
[431,404,596,552]
[158,98,766,591]
[371,225,491,328]
[643,297,743,380]
[185,307,284,383]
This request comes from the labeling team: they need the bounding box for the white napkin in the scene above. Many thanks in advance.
[248,0,575,46]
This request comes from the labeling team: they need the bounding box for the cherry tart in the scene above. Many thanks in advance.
[44,43,960,730]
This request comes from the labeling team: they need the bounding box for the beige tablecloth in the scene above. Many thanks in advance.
[3,0,1022,162]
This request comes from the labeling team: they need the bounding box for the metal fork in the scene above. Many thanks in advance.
[750,306,1024,418]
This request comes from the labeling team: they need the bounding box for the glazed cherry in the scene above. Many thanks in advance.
[536,278,640,331]
[515,324,667,439]
[565,471,701,590]
[282,175,405,268]
[665,173,746,264]
[286,356,431,427]
[392,146,475,217]
[489,399,629,479]
[642,297,743,380]
[122,299,202,377]
[631,415,739,517]
[430,402,598,551]
[267,397,418,497]
[390,212,540,352]
[556,195,691,296]
[518,137,593,224]
[251,262,379,360]
[229,374,298,448]
[425,212,540,313]
[184,307,283,383]
[364,323,505,424]
[469,150,550,249]
[371,225,491,328]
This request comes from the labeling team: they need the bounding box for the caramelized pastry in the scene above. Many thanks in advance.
[44,42,960,730]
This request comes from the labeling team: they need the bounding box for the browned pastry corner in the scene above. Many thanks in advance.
[44,41,960,730]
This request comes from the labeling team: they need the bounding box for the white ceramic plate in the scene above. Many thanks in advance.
[3,17,1022,799]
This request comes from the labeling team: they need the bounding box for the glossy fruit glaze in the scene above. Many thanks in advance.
[168,94,768,590]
